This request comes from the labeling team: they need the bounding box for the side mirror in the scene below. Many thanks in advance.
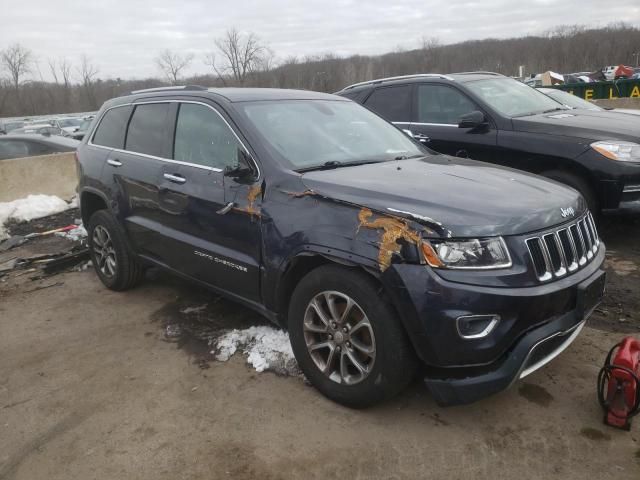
[458,111,487,129]
[223,151,255,181]
[223,164,252,179]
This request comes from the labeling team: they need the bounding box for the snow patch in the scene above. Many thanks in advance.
[212,326,299,375]
[0,194,73,240]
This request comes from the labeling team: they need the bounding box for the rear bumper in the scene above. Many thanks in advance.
[423,268,605,406]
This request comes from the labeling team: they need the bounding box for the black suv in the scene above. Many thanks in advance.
[77,86,606,407]
[337,72,640,213]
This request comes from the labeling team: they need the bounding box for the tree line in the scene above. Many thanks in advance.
[1,23,639,118]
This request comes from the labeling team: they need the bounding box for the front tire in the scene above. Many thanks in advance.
[87,210,144,291]
[288,265,417,408]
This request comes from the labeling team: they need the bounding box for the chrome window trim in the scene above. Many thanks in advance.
[392,121,458,127]
[88,99,260,178]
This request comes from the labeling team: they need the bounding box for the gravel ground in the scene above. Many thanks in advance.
[0,212,639,479]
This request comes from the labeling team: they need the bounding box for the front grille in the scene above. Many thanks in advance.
[525,212,599,282]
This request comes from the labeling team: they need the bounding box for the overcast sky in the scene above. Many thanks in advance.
[0,0,638,80]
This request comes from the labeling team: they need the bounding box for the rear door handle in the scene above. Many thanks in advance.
[107,159,122,167]
[163,173,186,184]
[413,133,430,143]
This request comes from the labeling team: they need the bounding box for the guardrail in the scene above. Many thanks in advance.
[0,152,77,202]
[551,79,640,100]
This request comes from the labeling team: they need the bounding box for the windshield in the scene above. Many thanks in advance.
[540,89,602,111]
[238,100,425,170]
[466,78,566,117]
[78,119,92,131]
[58,118,82,128]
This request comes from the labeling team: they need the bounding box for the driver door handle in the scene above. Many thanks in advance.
[163,173,186,184]
[413,133,430,143]
[216,202,235,215]
[107,158,122,167]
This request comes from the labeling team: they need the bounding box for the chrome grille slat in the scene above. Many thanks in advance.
[526,212,599,282]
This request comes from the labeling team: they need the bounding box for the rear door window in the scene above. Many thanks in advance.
[417,85,477,124]
[126,103,172,158]
[173,103,245,170]
[92,105,132,149]
[363,85,412,122]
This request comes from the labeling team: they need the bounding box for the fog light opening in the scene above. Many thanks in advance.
[456,315,500,339]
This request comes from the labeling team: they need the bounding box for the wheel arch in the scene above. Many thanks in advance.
[273,250,382,329]
[80,188,110,226]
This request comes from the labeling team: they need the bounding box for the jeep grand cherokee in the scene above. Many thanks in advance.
[76,86,606,407]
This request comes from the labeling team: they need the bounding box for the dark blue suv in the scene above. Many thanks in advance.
[77,86,606,407]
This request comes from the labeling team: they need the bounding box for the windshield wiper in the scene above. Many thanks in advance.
[296,159,384,173]
[394,153,426,160]
[542,107,569,114]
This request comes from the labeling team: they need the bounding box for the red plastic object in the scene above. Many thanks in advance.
[598,337,640,430]
[614,65,634,79]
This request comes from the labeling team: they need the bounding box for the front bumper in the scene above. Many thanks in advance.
[425,267,605,406]
[382,244,606,406]
[577,149,640,209]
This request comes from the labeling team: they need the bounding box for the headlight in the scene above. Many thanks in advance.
[421,237,512,269]
[591,141,640,162]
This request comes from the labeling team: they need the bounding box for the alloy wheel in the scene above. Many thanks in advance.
[92,225,117,278]
[303,291,376,385]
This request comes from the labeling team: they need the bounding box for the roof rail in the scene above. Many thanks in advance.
[129,85,207,95]
[449,71,504,76]
[341,73,455,91]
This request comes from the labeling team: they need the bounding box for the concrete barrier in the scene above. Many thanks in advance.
[0,152,77,202]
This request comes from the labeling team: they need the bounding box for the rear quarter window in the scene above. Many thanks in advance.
[92,105,133,149]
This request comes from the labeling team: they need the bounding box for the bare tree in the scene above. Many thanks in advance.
[48,58,59,84]
[204,52,228,86]
[155,49,194,85]
[1,43,32,90]
[209,28,267,85]
[78,54,99,109]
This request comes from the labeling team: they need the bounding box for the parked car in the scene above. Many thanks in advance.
[602,66,617,81]
[51,117,84,135]
[0,120,25,134]
[337,72,640,213]
[0,134,79,160]
[9,124,68,137]
[77,86,605,407]
[70,117,94,140]
[538,87,640,116]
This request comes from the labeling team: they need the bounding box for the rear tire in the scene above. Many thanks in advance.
[541,170,598,215]
[87,210,144,291]
[288,265,417,408]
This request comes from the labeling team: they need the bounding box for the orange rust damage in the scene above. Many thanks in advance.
[284,189,316,198]
[357,208,421,271]
[234,184,262,217]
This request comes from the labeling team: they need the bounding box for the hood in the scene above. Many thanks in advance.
[300,156,586,238]
[512,109,640,142]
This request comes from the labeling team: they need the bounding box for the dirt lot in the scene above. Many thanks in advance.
[1,211,639,479]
